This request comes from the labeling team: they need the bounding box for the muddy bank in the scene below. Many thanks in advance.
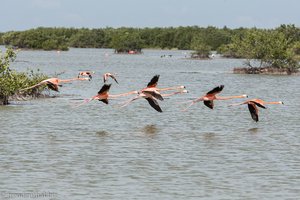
[0,93,55,105]
[233,67,299,75]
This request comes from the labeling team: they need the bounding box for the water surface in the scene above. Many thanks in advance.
[1,48,299,199]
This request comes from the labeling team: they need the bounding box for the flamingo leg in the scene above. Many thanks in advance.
[181,98,203,111]
[72,98,94,108]
[228,102,244,107]
[119,96,141,108]
[181,101,196,111]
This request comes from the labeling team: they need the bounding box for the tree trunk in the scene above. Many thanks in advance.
[0,96,9,105]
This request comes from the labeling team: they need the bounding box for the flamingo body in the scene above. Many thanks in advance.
[230,99,283,122]
[182,85,247,111]
[78,71,93,80]
[93,84,111,104]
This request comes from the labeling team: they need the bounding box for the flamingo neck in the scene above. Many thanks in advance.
[158,86,185,91]
[216,95,247,100]
[109,90,138,98]
[265,101,283,105]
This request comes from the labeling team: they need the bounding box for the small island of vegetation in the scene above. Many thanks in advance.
[0,48,48,105]
[219,25,300,75]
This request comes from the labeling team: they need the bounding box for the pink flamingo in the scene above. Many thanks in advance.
[103,73,118,84]
[229,99,284,122]
[182,85,247,111]
[120,75,187,112]
[119,75,164,112]
[78,71,94,81]
[19,77,89,92]
[74,84,112,107]
[74,84,139,108]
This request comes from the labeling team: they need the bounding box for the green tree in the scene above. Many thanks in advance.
[0,48,48,105]
[190,34,211,59]
[110,29,143,53]
[224,28,300,73]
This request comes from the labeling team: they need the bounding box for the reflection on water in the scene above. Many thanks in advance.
[248,128,260,134]
[95,130,109,137]
[0,48,299,199]
[202,132,216,140]
[141,124,159,135]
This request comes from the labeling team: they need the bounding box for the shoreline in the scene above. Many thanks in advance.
[233,67,300,75]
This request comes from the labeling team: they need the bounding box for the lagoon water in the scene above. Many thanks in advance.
[0,48,300,199]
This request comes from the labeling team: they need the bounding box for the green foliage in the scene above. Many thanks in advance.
[290,41,300,55]
[190,34,211,58]
[1,26,233,51]
[220,27,300,72]
[2,27,69,51]
[0,48,48,105]
[69,28,108,48]
[0,32,4,45]
[110,29,143,53]
[1,25,300,72]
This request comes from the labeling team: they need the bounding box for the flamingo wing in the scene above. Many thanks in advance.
[143,90,164,101]
[46,81,59,92]
[98,84,111,95]
[250,101,266,109]
[204,100,214,109]
[145,97,163,112]
[206,85,224,95]
[99,99,109,104]
[248,103,259,122]
[147,75,160,87]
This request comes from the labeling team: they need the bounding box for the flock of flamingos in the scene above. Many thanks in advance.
[20,71,284,122]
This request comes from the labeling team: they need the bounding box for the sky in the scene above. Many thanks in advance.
[1,0,300,32]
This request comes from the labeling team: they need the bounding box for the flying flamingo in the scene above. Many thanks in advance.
[182,85,247,111]
[74,84,112,107]
[157,85,186,92]
[120,75,186,112]
[78,71,94,81]
[119,88,188,112]
[162,89,188,97]
[120,75,188,112]
[119,75,164,112]
[229,99,284,122]
[19,77,89,92]
[74,84,140,108]
[120,88,164,112]
[144,75,186,92]
[103,73,119,84]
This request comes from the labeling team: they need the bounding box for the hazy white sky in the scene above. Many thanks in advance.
[1,0,299,31]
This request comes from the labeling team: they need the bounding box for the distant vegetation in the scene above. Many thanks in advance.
[0,26,232,51]
[1,24,300,73]
[0,48,48,105]
[219,25,300,74]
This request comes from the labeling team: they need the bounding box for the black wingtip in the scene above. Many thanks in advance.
[147,75,160,87]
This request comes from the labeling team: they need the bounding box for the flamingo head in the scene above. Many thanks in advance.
[242,94,248,98]
[278,101,284,104]
[179,85,186,89]
[181,89,188,93]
